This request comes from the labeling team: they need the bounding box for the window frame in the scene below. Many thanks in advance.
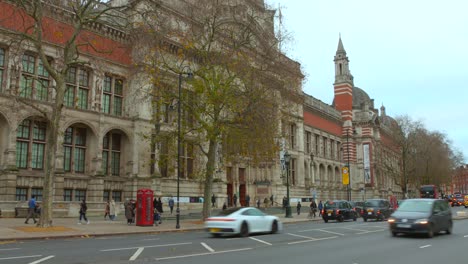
[65,66,90,109]
[16,119,47,170]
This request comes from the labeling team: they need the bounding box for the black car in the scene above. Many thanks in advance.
[362,199,393,221]
[322,200,357,223]
[350,201,364,217]
[388,199,452,238]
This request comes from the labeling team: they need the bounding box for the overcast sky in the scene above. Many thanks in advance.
[265,0,468,162]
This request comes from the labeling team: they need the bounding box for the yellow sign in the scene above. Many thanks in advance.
[342,166,349,185]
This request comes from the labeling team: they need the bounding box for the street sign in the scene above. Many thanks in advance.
[342,166,349,185]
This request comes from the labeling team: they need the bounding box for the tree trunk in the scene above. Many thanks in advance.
[38,80,65,227]
[202,139,217,220]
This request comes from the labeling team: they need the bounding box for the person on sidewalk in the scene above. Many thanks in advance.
[318,200,323,217]
[297,201,302,215]
[256,197,261,208]
[233,194,237,207]
[104,200,110,220]
[310,200,317,218]
[109,199,116,220]
[125,199,134,225]
[270,195,274,207]
[78,199,89,224]
[168,195,175,215]
[245,194,250,207]
[25,195,37,224]
[211,194,216,208]
[155,197,163,224]
[222,202,227,210]
[264,197,269,209]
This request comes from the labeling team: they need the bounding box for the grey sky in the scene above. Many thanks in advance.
[266,0,468,162]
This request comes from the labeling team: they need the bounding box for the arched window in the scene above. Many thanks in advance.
[63,127,87,173]
[102,132,121,176]
[16,119,46,169]
[339,63,343,75]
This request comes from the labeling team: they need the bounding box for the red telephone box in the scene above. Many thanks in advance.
[136,189,154,226]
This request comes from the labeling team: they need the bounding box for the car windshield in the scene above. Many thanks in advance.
[216,208,241,216]
[364,200,380,207]
[397,200,433,212]
[324,201,338,208]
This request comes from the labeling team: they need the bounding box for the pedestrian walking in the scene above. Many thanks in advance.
[211,194,216,208]
[270,195,274,207]
[297,201,302,215]
[222,202,227,210]
[155,197,163,224]
[104,200,110,220]
[168,196,175,215]
[78,199,89,224]
[233,194,238,207]
[124,199,134,225]
[109,199,116,220]
[318,200,323,217]
[256,198,261,208]
[25,195,37,224]
[282,196,287,209]
[264,197,269,209]
[153,207,161,226]
[245,194,250,207]
[309,200,317,218]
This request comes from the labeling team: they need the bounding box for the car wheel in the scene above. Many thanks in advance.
[211,233,221,238]
[391,231,397,237]
[271,220,278,234]
[240,222,249,237]
[427,224,434,238]
[353,216,357,221]
[363,217,367,222]
[338,215,344,222]
[324,218,328,223]
[446,221,453,235]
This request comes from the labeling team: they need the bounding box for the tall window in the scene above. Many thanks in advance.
[63,189,73,201]
[16,187,27,201]
[289,123,296,149]
[65,66,90,109]
[305,131,311,154]
[102,76,124,116]
[181,142,194,178]
[0,48,5,91]
[315,134,320,156]
[112,190,122,202]
[63,127,87,173]
[16,119,46,169]
[31,188,43,201]
[330,140,335,160]
[323,137,328,158]
[75,189,86,201]
[102,132,121,176]
[19,54,50,101]
[290,158,296,185]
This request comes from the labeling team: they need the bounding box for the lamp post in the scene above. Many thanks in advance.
[364,168,369,201]
[176,69,192,229]
[346,130,351,201]
[284,151,292,218]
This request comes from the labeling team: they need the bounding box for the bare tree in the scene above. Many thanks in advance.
[133,0,302,219]
[1,0,131,227]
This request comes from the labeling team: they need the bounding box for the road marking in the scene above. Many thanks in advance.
[0,255,42,261]
[355,229,386,235]
[249,237,272,245]
[420,245,432,249]
[0,248,20,251]
[464,235,468,238]
[226,238,240,240]
[315,229,345,236]
[201,242,215,252]
[101,242,192,251]
[129,248,144,261]
[287,233,317,240]
[29,255,55,264]
[142,238,160,241]
[340,227,369,232]
[288,236,338,245]
[155,248,252,260]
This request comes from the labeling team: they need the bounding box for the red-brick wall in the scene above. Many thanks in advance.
[303,111,342,137]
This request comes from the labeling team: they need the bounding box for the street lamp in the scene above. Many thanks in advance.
[346,130,351,201]
[176,69,192,229]
[364,168,369,201]
[284,151,292,218]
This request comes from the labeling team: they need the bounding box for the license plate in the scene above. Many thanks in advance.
[210,228,220,232]
[397,224,411,228]
[328,213,331,216]
[368,212,372,215]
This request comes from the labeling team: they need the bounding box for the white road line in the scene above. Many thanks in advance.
[340,227,369,232]
[355,229,386,235]
[0,248,20,251]
[201,242,215,252]
[101,242,192,252]
[287,233,317,240]
[316,229,345,236]
[249,237,272,246]
[141,238,160,241]
[29,255,55,264]
[420,245,432,249]
[0,255,42,261]
[129,248,144,261]
[288,236,338,245]
[155,248,252,260]
[464,235,468,238]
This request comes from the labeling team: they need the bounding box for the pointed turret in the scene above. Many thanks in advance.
[336,37,346,55]
[333,36,354,121]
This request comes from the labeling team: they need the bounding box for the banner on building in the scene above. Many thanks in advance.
[342,166,349,185]
[363,144,371,184]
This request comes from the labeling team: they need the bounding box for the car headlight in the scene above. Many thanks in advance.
[415,219,429,224]
[387,218,396,223]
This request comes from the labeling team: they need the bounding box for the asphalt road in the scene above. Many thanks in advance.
[1,208,468,264]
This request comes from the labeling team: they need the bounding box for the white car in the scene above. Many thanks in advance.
[205,207,282,237]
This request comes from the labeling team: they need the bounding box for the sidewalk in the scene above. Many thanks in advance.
[0,211,320,242]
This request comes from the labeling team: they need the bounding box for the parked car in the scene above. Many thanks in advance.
[362,199,393,222]
[322,200,357,223]
[205,207,282,237]
[388,199,452,238]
